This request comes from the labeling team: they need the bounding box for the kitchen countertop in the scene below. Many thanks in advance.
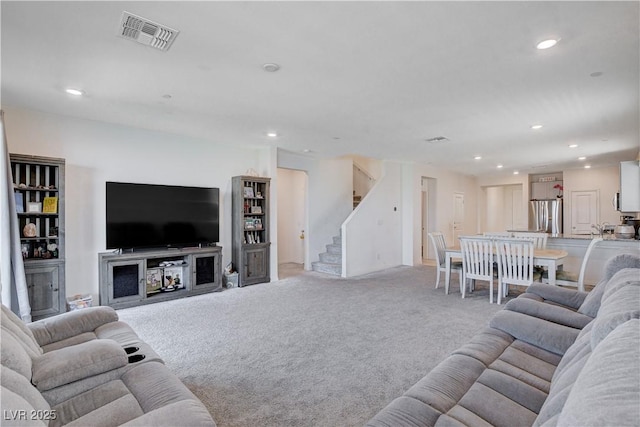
[549,234,639,242]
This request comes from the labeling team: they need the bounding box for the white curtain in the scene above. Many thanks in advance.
[0,110,31,321]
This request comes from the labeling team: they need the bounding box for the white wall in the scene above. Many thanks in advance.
[563,165,620,230]
[411,165,478,265]
[342,161,404,277]
[5,107,270,301]
[277,150,352,268]
[277,168,306,264]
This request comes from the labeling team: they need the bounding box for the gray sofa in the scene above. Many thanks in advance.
[1,304,215,426]
[367,254,640,427]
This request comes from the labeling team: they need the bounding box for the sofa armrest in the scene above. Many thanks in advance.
[120,400,216,427]
[28,307,119,347]
[504,298,593,330]
[525,283,588,310]
[31,339,127,391]
[489,310,580,356]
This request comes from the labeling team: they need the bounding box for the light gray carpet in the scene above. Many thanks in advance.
[116,265,504,427]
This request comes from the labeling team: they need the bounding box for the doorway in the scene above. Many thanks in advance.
[482,184,525,232]
[453,192,465,242]
[421,177,437,263]
[571,190,599,234]
[277,168,308,278]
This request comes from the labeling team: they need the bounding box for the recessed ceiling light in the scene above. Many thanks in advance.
[578,156,587,160]
[267,132,278,138]
[263,63,280,72]
[474,156,482,160]
[497,164,503,169]
[531,124,543,130]
[584,165,591,169]
[568,144,579,148]
[65,88,84,96]
[513,171,519,175]
[536,39,558,50]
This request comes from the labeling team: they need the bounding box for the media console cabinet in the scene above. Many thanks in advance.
[98,246,222,309]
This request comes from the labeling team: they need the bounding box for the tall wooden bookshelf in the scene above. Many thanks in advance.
[232,176,270,287]
[11,154,65,320]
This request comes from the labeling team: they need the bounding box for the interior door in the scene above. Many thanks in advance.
[571,190,598,234]
[453,192,465,242]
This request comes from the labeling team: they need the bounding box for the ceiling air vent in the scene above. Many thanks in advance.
[425,136,449,143]
[118,11,179,51]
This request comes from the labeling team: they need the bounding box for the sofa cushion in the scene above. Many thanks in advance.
[504,298,592,330]
[51,380,143,427]
[1,327,34,379]
[489,310,580,356]
[1,366,50,414]
[578,254,640,317]
[1,305,42,358]
[0,387,47,427]
[31,339,128,391]
[557,319,640,427]
[590,270,639,348]
[28,306,119,347]
[120,400,216,427]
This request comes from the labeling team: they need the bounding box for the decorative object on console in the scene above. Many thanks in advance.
[42,196,58,213]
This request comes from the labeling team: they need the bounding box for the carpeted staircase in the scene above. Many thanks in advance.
[312,233,342,276]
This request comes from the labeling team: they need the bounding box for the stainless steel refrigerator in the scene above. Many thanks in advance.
[529,199,563,234]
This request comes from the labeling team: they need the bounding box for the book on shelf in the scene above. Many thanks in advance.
[14,192,24,213]
[42,196,58,213]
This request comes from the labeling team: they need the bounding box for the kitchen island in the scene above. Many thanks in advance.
[546,234,639,286]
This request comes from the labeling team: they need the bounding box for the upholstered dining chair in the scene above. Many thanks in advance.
[542,237,603,292]
[459,236,495,303]
[494,238,535,304]
[428,232,462,292]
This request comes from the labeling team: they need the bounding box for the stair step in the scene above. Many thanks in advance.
[320,252,341,264]
[326,243,341,254]
[332,235,341,245]
[312,261,342,276]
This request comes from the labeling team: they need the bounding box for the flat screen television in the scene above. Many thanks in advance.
[106,182,219,250]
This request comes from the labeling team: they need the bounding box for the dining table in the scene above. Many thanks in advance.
[444,245,569,295]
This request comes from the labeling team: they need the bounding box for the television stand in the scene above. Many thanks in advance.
[98,246,222,309]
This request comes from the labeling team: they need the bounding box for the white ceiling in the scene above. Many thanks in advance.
[2,1,639,177]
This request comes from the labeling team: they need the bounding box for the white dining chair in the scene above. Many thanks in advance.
[483,231,512,238]
[542,237,603,292]
[428,232,463,293]
[511,231,548,249]
[495,238,535,304]
[459,236,495,302]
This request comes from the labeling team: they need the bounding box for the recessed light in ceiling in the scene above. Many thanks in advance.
[263,63,280,72]
[531,124,543,130]
[536,39,558,50]
[267,132,278,138]
[584,165,591,169]
[474,156,482,160]
[578,156,587,160]
[568,144,578,148]
[65,88,84,96]
[513,171,519,175]
[497,164,503,169]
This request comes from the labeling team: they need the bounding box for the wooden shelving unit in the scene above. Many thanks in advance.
[232,176,270,287]
[11,154,65,320]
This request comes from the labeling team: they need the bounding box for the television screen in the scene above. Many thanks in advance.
[106,182,219,250]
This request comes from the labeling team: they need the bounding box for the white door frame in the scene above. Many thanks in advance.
[571,190,599,234]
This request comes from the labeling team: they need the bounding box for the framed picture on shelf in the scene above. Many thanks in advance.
[27,202,42,213]
[146,268,163,294]
[251,205,262,214]
[243,186,254,198]
[21,243,30,259]
[244,218,255,230]
[254,218,262,229]
[42,196,58,213]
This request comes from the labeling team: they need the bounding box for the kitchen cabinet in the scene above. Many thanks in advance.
[619,161,640,212]
[531,180,563,200]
